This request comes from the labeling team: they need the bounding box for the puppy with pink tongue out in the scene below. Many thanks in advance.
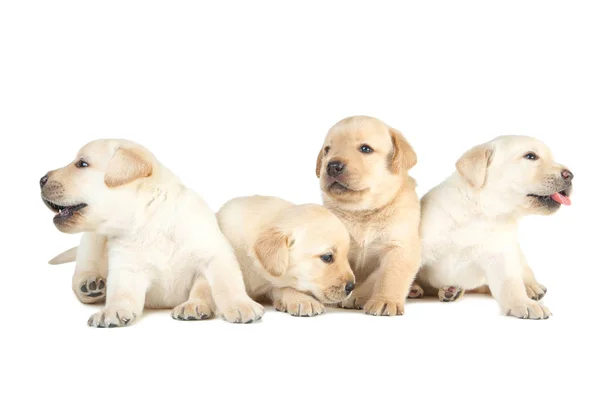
[413,135,573,319]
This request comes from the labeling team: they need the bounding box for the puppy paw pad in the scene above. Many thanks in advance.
[78,276,106,299]
[408,284,424,299]
[438,286,464,302]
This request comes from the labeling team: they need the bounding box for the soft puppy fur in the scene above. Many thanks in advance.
[316,116,421,316]
[217,196,355,317]
[415,135,573,319]
[42,139,263,327]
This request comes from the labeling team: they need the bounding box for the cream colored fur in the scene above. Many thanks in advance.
[416,135,573,319]
[43,139,263,327]
[316,116,421,316]
[217,196,355,317]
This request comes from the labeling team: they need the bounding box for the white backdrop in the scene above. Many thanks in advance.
[1,1,597,399]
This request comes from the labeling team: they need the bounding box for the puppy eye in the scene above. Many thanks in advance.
[359,145,373,154]
[320,254,334,263]
[324,146,331,155]
[524,152,538,161]
[75,159,89,168]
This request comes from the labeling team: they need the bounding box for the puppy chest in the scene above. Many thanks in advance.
[348,237,384,280]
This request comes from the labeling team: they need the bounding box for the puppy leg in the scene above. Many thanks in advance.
[364,245,420,316]
[483,252,551,320]
[204,250,264,323]
[87,253,149,328]
[171,275,215,321]
[72,232,108,304]
[271,288,325,317]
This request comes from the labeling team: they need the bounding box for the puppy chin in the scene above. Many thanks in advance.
[321,286,350,304]
[322,177,367,202]
[53,214,86,234]
[526,199,561,216]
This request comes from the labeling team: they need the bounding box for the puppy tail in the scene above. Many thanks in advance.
[48,247,78,265]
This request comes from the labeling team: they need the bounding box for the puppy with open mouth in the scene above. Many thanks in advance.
[217,196,356,317]
[316,116,421,316]
[43,139,264,327]
[413,135,573,319]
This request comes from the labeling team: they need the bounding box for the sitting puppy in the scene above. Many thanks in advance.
[316,116,421,316]
[42,139,264,327]
[216,196,356,316]
[414,135,573,319]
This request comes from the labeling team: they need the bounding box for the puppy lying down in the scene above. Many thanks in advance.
[414,136,573,319]
[43,139,264,327]
[217,196,356,316]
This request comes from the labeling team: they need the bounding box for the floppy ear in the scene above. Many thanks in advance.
[104,147,153,188]
[253,227,290,277]
[315,148,324,178]
[389,127,417,173]
[455,145,493,188]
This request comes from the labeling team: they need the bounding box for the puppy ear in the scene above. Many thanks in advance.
[456,145,494,188]
[315,148,324,178]
[389,127,417,173]
[254,227,290,277]
[104,147,152,188]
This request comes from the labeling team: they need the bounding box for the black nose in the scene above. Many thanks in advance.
[327,161,345,177]
[561,169,574,182]
[345,282,355,294]
[40,175,49,188]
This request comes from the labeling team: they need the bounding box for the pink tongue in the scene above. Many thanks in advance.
[550,192,571,206]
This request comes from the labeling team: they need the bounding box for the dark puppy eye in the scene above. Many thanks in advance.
[320,254,334,263]
[75,159,89,168]
[359,145,373,154]
[524,152,538,161]
[324,146,330,155]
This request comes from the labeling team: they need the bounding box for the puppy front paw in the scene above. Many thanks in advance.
[505,301,551,320]
[438,286,464,302]
[525,282,547,301]
[363,298,404,316]
[274,296,325,317]
[338,294,367,310]
[88,307,137,328]
[75,276,106,304]
[171,300,214,321]
[221,298,264,323]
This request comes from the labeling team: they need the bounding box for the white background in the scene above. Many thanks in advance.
[1,1,598,399]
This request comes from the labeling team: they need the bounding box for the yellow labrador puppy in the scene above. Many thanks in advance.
[414,135,573,319]
[42,139,264,327]
[316,116,421,316]
[217,196,356,316]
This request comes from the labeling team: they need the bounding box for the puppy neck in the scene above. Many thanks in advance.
[447,173,522,223]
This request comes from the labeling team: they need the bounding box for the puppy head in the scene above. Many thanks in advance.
[316,116,416,210]
[253,205,355,303]
[456,135,573,216]
[40,139,153,233]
